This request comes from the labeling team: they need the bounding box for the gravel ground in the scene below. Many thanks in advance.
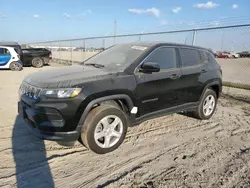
[0,66,250,188]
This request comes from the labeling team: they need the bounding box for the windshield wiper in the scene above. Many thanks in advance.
[84,63,105,68]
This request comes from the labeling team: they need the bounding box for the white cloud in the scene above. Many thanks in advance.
[79,10,92,17]
[63,13,71,18]
[232,4,238,9]
[0,13,7,18]
[33,14,40,18]
[194,1,219,9]
[210,21,220,26]
[172,7,182,14]
[128,7,161,17]
[160,20,168,25]
[187,21,196,25]
[86,9,92,14]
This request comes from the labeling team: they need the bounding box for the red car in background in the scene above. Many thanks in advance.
[215,51,232,59]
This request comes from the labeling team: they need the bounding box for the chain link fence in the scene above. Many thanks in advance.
[26,24,250,98]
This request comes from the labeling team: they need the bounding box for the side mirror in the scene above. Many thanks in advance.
[139,62,160,73]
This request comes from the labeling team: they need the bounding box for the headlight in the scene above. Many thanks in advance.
[41,88,82,98]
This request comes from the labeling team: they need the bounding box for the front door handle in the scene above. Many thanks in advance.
[170,74,180,80]
[201,69,207,73]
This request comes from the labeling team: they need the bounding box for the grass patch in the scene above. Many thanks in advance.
[223,82,250,91]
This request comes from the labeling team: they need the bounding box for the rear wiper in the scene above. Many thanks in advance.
[84,63,105,68]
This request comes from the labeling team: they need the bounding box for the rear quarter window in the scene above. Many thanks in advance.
[206,52,217,64]
[179,48,201,67]
[14,48,19,54]
[200,51,209,64]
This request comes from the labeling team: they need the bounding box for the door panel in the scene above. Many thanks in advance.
[135,69,183,117]
[134,47,185,117]
[180,65,207,103]
[0,55,11,66]
[178,48,208,103]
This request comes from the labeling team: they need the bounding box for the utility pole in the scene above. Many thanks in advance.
[114,18,116,45]
[221,31,225,51]
[192,29,196,46]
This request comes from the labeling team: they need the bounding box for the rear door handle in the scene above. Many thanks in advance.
[170,74,180,80]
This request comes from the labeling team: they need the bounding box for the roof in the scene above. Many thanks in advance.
[0,42,19,45]
[120,41,209,51]
[0,46,15,49]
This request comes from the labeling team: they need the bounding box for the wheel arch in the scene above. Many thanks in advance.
[76,94,134,130]
[200,80,222,101]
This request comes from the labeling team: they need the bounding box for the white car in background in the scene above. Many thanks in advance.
[0,46,22,71]
[230,52,240,58]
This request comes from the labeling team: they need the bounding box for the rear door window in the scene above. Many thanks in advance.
[179,48,201,67]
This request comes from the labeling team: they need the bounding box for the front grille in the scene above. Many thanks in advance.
[20,82,42,99]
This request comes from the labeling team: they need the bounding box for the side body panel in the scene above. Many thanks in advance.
[0,47,21,69]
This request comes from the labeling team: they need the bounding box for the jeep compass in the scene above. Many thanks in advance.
[18,42,222,154]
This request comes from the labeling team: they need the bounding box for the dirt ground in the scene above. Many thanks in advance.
[0,65,250,188]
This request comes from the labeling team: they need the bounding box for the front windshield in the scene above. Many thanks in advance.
[84,43,148,70]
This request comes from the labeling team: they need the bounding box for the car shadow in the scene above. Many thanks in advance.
[177,111,198,119]
[12,115,55,188]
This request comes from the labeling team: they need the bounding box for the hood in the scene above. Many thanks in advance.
[24,65,116,88]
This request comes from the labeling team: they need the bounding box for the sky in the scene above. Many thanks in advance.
[0,0,250,45]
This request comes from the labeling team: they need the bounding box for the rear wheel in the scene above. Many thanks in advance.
[193,89,217,120]
[79,104,128,154]
[9,62,22,71]
[32,57,44,68]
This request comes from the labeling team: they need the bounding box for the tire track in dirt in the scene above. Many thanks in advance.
[94,98,250,188]
[81,144,183,188]
[1,71,250,188]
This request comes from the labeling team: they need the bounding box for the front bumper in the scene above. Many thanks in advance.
[18,95,83,142]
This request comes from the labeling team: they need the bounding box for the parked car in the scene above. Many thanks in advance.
[18,42,222,154]
[0,46,22,71]
[230,52,240,58]
[0,42,52,67]
[208,49,216,57]
[237,51,250,58]
[215,51,231,58]
[22,48,52,68]
[0,42,23,60]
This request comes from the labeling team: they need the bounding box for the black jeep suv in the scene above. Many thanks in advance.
[18,42,222,154]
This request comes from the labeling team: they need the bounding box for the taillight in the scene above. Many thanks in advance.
[49,52,52,58]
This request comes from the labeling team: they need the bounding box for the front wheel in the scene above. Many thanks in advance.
[79,104,128,154]
[193,89,217,120]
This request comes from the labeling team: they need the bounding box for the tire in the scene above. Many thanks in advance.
[32,57,44,68]
[79,104,128,154]
[193,89,217,120]
[9,62,22,71]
